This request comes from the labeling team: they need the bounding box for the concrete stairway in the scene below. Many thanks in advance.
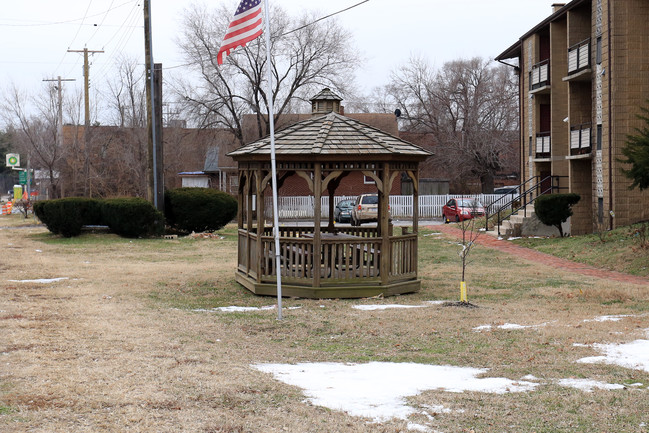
[486,204,566,238]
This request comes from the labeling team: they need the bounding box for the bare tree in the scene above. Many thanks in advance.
[387,57,519,193]
[1,84,64,199]
[175,3,361,144]
[105,55,147,128]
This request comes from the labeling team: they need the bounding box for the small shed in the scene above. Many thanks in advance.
[227,89,432,298]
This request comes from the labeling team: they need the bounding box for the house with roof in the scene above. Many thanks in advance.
[496,0,649,234]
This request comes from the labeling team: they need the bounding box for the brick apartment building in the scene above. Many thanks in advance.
[496,0,649,234]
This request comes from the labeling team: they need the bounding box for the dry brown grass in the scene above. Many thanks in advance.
[1,220,648,432]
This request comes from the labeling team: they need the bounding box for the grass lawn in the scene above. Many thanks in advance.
[1,214,648,432]
[513,222,649,277]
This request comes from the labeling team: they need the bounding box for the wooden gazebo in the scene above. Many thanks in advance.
[227,90,431,298]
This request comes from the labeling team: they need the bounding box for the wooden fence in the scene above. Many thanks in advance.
[262,194,517,220]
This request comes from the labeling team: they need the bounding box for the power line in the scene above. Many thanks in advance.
[162,0,371,72]
[0,1,135,27]
[67,0,95,52]
[86,0,117,46]
[279,0,370,37]
[91,2,142,83]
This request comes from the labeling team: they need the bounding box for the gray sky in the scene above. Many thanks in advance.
[1,0,554,100]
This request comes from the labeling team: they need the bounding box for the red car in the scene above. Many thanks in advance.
[442,198,485,223]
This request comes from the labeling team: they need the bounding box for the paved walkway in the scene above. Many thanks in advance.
[430,224,649,287]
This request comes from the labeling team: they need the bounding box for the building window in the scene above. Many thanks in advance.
[596,37,602,64]
[364,175,375,185]
[596,125,603,150]
[598,198,604,223]
[529,137,533,156]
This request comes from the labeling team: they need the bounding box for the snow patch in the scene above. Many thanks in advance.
[253,362,538,424]
[193,305,276,313]
[473,322,549,332]
[354,301,446,311]
[578,339,649,373]
[8,277,69,284]
[585,314,632,322]
[558,378,625,392]
[353,304,425,311]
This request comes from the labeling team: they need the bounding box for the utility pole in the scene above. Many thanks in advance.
[144,0,163,210]
[42,76,75,199]
[67,49,103,129]
[42,76,76,146]
[68,48,103,197]
[153,63,164,209]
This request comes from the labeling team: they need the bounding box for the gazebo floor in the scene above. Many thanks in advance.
[235,273,421,299]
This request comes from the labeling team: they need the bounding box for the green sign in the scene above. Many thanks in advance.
[19,171,27,185]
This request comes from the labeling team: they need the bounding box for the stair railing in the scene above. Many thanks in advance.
[485,175,566,237]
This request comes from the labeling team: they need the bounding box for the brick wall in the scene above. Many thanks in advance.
[569,159,593,234]
[607,0,649,227]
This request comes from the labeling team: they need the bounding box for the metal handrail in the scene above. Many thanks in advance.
[485,175,568,236]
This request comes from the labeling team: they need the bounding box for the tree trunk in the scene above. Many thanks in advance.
[480,173,495,194]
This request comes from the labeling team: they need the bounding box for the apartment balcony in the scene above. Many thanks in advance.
[564,39,591,82]
[529,60,550,93]
[535,132,551,159]
[569,123,592,156]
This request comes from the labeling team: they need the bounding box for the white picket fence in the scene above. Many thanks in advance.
[263,194,517,220]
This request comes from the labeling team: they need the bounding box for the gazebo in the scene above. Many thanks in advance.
[227,89,431,298]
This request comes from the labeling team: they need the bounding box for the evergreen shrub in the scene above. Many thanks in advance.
[101,197,164,238]
[534,193,581,237]
[165,187,237,234]
[34,197,101,238]
[35,197,162,238]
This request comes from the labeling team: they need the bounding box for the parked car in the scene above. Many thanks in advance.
[493,186,519,195]
[351,194,379,226]
[334,199,355,223]
[442,198,485,223]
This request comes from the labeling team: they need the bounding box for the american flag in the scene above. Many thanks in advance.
[217,0,264,65]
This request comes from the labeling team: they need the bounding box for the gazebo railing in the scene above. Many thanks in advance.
[388,233,417,279]
[238,226,416,286]
[259,235,381,282]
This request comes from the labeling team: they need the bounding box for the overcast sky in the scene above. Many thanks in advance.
[1,0,555,102]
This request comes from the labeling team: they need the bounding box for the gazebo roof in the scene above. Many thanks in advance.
[227,112,432,161]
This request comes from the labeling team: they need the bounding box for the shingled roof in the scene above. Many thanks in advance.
[227,112,432,161]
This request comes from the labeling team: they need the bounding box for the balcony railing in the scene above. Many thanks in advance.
[570,123,592,155]
[529,59,550,90]
[535,131,551,158]
[568,39,591,74]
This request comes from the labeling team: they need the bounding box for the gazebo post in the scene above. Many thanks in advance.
[412,171,419,234]
[255,167,265,280]
[313,163,323,287]
[379,162,391,285]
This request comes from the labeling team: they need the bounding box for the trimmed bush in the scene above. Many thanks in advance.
[534,193,581,237]
[165,187,237,234]
[35,197,163,238]
[101,197,164,238]
[34,198,102,238]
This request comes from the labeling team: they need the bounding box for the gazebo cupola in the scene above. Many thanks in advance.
[310,88,343,116]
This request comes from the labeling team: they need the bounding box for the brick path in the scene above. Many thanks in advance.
[430,224,649,287]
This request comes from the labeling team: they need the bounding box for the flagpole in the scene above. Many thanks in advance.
[262,0,283,320]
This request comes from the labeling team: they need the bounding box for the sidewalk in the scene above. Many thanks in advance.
[430,224,649,287]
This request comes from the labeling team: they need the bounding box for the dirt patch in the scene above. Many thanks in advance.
[442,301,479,308]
